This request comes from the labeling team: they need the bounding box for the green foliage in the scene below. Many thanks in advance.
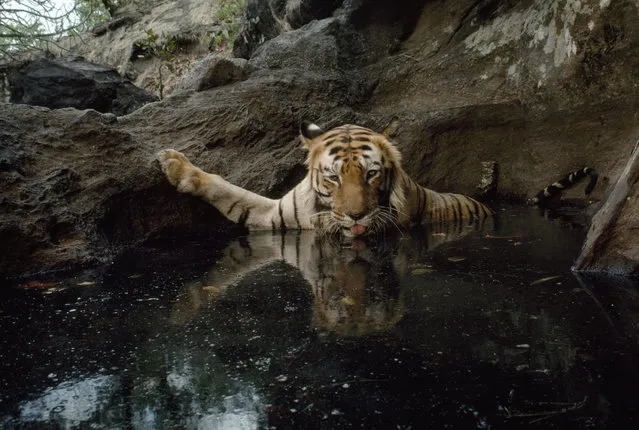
[0,18,45,60]
[215,0,245,22]
[72,0,113,31]
[211,0,246,50]
[134,28,177,61]
[134,28,178,99]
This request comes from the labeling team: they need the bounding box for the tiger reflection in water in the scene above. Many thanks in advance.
[309,235,403,336]
[170,220,491,337]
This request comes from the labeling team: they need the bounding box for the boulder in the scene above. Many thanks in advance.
[232,0,343,59]
[8,57,158,116]
[172,55,251,93]
[573,141,639,275]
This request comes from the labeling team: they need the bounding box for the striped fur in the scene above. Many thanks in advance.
[157,122,492,237]
[531,167,598,206]
[169,227,487,332]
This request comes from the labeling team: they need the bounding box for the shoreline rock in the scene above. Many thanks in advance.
[573,141,639,276]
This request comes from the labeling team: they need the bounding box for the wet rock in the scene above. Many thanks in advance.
[8,57,158,116]
[573,141,639,276]
[0,104,236,276]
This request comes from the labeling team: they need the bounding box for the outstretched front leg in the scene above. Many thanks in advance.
[158,149,283,230]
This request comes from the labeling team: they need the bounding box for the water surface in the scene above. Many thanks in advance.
[1,206,638,428]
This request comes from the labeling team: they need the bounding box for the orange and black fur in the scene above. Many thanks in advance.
[531,167,598,207]
[158,121,492,237]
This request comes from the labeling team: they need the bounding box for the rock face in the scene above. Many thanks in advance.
[172,55,250,93]
[573,141,639,275]
[1,0,639,277]
[8,57,158,116]
[232,0,344,59]
[50,0,230,96]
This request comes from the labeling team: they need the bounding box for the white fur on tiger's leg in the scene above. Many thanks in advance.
[157,149,282,230]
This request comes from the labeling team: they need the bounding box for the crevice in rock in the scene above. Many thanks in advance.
[96,185,237,247]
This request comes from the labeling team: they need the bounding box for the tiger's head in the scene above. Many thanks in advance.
[300,121,406,237]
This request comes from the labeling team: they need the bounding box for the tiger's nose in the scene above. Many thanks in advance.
[346,211,366,221]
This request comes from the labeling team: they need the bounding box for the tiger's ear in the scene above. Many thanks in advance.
[380,116,400,139]
[300,121,324,149]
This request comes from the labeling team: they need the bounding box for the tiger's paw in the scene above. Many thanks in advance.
[157,149,202,194]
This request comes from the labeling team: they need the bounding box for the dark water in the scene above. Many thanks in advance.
[1,206,638,429]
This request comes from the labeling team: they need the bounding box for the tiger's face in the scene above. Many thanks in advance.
[301,122,405,237]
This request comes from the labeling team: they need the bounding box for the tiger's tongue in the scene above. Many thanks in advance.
[350,224,366,236]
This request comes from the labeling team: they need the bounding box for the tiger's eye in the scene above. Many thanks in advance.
[326,175,339,183]
[366,170,379,181]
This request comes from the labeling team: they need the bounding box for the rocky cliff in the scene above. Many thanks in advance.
[1,0,638,277]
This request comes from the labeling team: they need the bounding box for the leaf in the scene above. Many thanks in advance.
[128,274,143,279]
[447,257,466,262]
[22,280,57,288]
[485,234,523,239]
[411,268,434,275]
[76,281,95,286]
[530,276,561,286]
[42,287,68,295]
[340,296,355,306]
[431,232,446,237]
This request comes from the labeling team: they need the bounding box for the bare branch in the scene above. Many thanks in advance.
[0,0,106,62]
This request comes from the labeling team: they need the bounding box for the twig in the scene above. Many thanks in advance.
[503,396,588,423]
[399,53,419,62]
[318,378,391,389]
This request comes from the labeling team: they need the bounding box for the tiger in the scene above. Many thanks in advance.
[214,232,406,337]
[157,121,492,237]
[529,167,599,207]
[169,226,480,336]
